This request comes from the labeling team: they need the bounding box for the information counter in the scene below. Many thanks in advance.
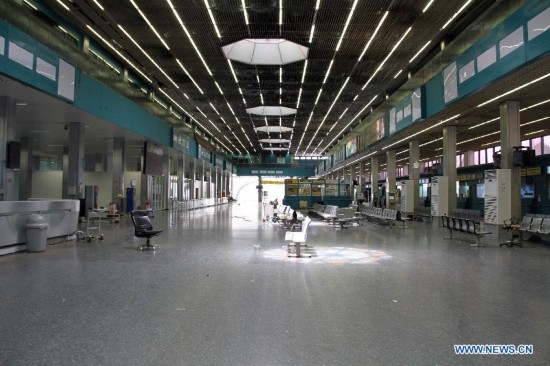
[0,200,79,255]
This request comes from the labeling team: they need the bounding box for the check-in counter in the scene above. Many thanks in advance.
[0,200,80,255]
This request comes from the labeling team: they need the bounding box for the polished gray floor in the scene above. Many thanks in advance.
[1,201,549,366]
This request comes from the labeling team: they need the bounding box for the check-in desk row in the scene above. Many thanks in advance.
[0,200,80,255]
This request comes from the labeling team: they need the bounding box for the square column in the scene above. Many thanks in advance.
[442,125,457,215]
[385,150,396,208]
[408,141,420,210]
[112,137,125,204]
[0,97,16,201]
[65,122,84,199]
[370,157,379,205]
[500,101,521,219]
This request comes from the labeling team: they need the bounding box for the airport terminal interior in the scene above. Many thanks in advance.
[1,0,550,364]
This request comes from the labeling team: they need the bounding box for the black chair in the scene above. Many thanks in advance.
[131,210,162,250]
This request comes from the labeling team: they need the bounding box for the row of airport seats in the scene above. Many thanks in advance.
[413,206,432,222]
[515,214,550,240]
[441,215,489,246]
[356,205,402,227]
[308,204,338,221]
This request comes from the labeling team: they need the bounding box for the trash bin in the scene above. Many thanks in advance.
[26,214,49,252]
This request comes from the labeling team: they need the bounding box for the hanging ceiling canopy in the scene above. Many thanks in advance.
[258,138,291,143]
[254,126,293,133]
[246,106,297,116]
[222,38,309,65]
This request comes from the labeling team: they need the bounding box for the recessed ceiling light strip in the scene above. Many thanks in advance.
[419,137,443,147]
[92,0,104,11]
[468,117,499,130]
[56,0,70,11]
[241,0,250,25]
[176,59,203,94]
[203,0,222,38]
[394,70,403,79]
[322,59,334,84]
[358,11,389,61]
[118,25,179,88]
[521,98,550,111]
[409,40,432,63]
[215,81,224,95]
[306,77,350,152]
[457,130,499,145]
[166,0,213,76]
[383,114,460,150]
[320,95,378,154]
[520,115,550,127]
[525,129,545,136]
[441,0,474,29]
[335,0,359,51]
[129,0,170,50]
[296,111,315,152]
[86,25,153,83]
[423,0,436,13]
[301,60,308,84]
[478,71,550,107]
[362,27,412,90]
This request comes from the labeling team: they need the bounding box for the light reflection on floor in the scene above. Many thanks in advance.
[262,246,392,264]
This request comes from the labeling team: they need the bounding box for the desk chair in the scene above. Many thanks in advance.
[131,210,162,251]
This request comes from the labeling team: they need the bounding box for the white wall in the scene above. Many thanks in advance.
[83,172,113,207]
[31,171,63,199]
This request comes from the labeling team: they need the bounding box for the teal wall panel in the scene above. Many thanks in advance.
[75,73,171,145]
[425,73,445,118]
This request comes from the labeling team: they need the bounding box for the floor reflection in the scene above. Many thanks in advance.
[262,246,392,264]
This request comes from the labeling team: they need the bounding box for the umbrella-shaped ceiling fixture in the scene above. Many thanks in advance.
[258,138,291,144]
[246,106,297,116]
[254,126,293,133]
[222,39,309,65]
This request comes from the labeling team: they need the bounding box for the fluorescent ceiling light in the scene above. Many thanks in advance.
[314,88,323,105]
[176,59,203,94]
[196,107,207,118]
[478,71,550,107]
[118,25,179,88]
[56,0,70,11]
[315,0,321,10]
[209,102,219,115]
[409,40,431,63]
[362,27,412,90]
[23,0,38,10]
[323,59,334,84]
[481,140,500,146]
[215,81,224,95]
[525,129,545,136]
[92,0,104,10]
[423,0,436,13]
[394,70,403,79]
[279,0,283,25]
[129,0,169,50]
[227,60,239,84]
[241,0,248,25]
[166,0,213,76]
[335,0,358,51]
[468,117,499,130]
[358,11,389,61]
[520,98,550,111]
[86,25,152,83]
[383,114,460,150]
[420,137,443,147]
[301,60,308,84]
[203,0,222,38]
[441,0,474,29]
[296,87,303,109]
[308,25,315,43]
[457,130,499,145]
[521,115,550,127]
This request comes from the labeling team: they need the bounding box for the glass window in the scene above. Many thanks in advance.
[487,147,494,163]
[532,137,542,155]
[480,150,486,164]
[494,146,501,153]
[522,139,530,148]
[474,151,479,165]
[544,135,550,154]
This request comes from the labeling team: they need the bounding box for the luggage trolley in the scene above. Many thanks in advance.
[77,210,104,242]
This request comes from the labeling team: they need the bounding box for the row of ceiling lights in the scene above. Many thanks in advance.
[53,0,479,159]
